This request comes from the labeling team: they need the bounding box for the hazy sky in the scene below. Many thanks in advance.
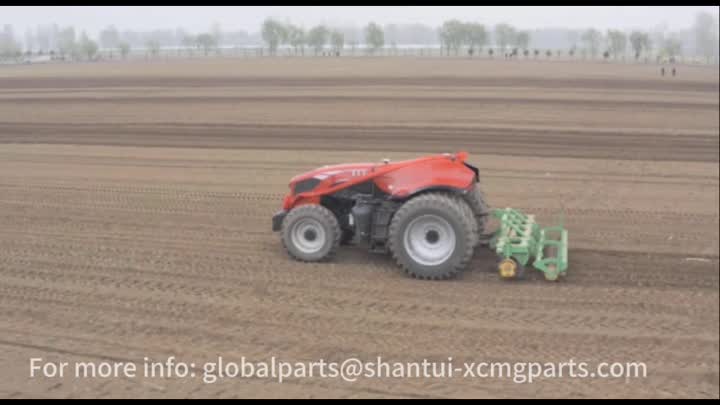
[2,6,718,36]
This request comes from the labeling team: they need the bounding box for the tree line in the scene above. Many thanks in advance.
[1,11,717,63]
[435,20,708,62]
[260,19,389,56]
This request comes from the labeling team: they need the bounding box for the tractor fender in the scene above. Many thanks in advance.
[282,195,321,211]
[396,185,470,202]
[372,157,476,199]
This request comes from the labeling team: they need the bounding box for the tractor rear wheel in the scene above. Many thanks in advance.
[466,183,490,236]
[388,193,477,280]
[281,204,341,262]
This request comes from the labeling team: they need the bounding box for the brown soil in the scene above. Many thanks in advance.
[0,58,717,398]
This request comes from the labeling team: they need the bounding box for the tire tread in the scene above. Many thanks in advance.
[281,204,341,262]
[388,192,476,280]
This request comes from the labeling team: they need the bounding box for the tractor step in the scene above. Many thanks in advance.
[489,207,568,281]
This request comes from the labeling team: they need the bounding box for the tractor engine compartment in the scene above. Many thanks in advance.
[321,183,401,254]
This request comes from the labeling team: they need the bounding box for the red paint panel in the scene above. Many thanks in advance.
[282,152,475,210]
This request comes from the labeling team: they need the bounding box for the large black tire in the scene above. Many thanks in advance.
[281,204,341,262]
[388,193,478,280]
[465,183,490,238]
[450,193,479,248]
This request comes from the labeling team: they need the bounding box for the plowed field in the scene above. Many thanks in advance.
[1,58,718,398]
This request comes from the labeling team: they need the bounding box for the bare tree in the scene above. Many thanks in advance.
[438,20,465,56]
[261,18,287,56]
[494,23,516,54]
[0,24,20,59]
[581,28,601,59]
[348,39,358,56]
[662,36,682,61]
[118,41,130,59]
[384,23,398,55]
[195,33,217,56]
[606,30,627,59]
[286,24,305,56]
[211,22,222,46]
[466,23,487,57]
[145,39,160,58]
[330,30,344,56]
[629,31,651,60]
[514,31,530,52]
[307,25,329,55]
[181,35,196,57]
[24,28,34,54]
[57,26,76,60]
[100,25,120,58]
[693,11,719,64]
[34,25,52,54]
[364,22,384,55]
[567,31,580,51]
[437,25,448,56]
[78,31,98,60]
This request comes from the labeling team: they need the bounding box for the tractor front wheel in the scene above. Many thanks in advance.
[388,193,477,280]
[281,204,341,262]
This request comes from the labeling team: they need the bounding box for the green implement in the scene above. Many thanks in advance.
[489,207,568,281]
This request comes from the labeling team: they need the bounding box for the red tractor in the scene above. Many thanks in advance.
[272,152,568,281]
[272,151,488,279]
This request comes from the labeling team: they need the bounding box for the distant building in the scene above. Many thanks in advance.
[26,54,52,63]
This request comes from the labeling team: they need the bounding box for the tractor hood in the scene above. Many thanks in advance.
[286,152,475,201]
[290,152,471,185]
[289,162,378,184]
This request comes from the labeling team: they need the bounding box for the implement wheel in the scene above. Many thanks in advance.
[498,257,526,280]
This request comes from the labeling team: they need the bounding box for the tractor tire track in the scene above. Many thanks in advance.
[1,122,717,162]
